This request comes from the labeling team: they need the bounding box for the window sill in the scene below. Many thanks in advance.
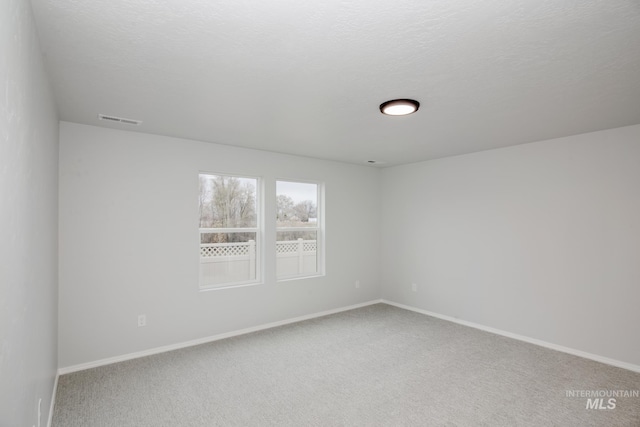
[199,280,263,292]
[276,273,325,283]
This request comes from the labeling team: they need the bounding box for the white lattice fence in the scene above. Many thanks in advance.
[201,240,316,257]
[199,240,317,280]
[200,242,253,258]
[275,239,317,278]
[276,239,316,254]
[200,240,256,287]
[276,242,298,254]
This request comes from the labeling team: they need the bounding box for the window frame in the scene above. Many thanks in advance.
[198,172,263,291]
[275,179,325,281]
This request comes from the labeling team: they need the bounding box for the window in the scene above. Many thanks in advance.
[276,180,323,280]
[199,173,260,289]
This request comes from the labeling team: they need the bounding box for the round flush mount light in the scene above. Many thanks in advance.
[379,99,420,116]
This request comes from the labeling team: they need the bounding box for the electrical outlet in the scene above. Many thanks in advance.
[138,314,146,327]
[355,280,360,288]
[411,283,417,292]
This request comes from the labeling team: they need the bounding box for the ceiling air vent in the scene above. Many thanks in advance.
[98,114,142,126]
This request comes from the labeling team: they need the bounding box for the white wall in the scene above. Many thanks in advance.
[0,0,59,425]
[381,125,640,366]
[58,122,381,368]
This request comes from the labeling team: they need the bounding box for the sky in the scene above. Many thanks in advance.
[276,181,317,204]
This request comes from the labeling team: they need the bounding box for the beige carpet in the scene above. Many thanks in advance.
[52,304,640,426]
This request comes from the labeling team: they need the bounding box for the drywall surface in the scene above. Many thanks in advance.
[30,0,640,166]
[58,122,381,367]
[0,0,59,425]
[380,124,640,366]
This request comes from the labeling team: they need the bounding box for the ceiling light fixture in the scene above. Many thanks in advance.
[379,99,420,116]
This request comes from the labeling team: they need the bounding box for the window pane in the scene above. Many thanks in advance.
[199,172,260,289]
[276,181,318,228]
[199,174,257,228]
[276,231,318,278]
[200,232,257,287]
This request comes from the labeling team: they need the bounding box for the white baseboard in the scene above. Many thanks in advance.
[58,298,638,376]
[47,371,59,427]
[58,299,383,375]
[382,299,640,374]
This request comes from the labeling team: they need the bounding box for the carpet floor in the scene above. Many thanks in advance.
[52,303,640,426]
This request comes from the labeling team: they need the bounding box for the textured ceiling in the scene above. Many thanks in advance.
[30,0,640,166]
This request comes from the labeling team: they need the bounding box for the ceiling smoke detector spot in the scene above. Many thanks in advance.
[98,114,142,126]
